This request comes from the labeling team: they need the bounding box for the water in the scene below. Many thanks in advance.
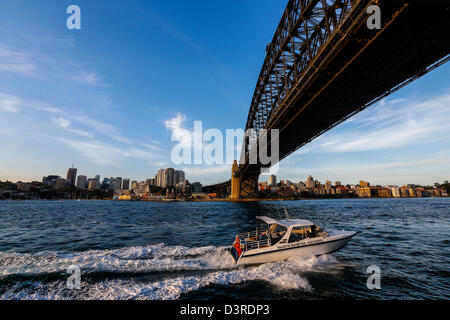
[0,198,448,300]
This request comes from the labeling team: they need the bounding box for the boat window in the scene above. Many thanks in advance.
[288,226,314,243]
[270,224,288,244]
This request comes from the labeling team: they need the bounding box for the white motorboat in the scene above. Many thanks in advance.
[230,216,359,265]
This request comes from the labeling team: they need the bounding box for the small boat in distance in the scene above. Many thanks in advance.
[230,216,359,265]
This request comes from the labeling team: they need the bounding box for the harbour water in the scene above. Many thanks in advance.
[0,198,448,300]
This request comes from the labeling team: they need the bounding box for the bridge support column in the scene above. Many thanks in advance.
[230,161,259,200]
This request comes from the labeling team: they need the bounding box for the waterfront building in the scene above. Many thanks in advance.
[76,175,87,189]
[391,187,401,198]
[42,175,60,187]
[175,180,192,196]
[122,178,130,190]
[377,188,392,198]
[176,170,185,185]
[269,175,277,187]
[192,182,203,193]
[163,168,175,188]
[66,167,78,186]
[55,178,68,189]
[359,180,370,187]
[357,187,371,198]
[306,175,315,188]
[88,180,101,190]
[400,187,409,198]
[114,177,123,191]
[156,169,165,187]
[17,182,31,192]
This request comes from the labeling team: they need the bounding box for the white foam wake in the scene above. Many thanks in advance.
[0,244,236,277]
[0,248,339,300]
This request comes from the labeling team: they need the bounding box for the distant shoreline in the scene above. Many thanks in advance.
[1,197,447,203]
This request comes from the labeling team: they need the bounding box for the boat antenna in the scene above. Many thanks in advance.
[273,203,284,221]
[278,195,291,220]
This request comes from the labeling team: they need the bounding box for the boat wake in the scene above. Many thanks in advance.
[0,244,339,300]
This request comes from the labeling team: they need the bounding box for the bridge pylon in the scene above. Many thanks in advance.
[230,160,258,200]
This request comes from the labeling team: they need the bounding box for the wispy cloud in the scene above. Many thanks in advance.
[0,46,38,76]
[74,71,108,87]
[0,93,22,113]
[58,138,161,166]
[123,148,158,160]
[278,153,450,185]
[51,117,93,138]
[58,139,122,166]
[301,93,450,154]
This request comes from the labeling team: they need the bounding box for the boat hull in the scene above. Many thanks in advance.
[237,232,357,265]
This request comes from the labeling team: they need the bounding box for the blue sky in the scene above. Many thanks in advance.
[0,0,449,186]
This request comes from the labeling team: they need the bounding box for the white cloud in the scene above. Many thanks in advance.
[123,148,158,160]
[51,117,93,138]
[0,93,22,113]
[305,93,450,153]
[59,139,122,166]
[0,47,37,76]
[58,137,161,166]
[278,154,450,186]
[165,113,193,148]
[74,71,108,87]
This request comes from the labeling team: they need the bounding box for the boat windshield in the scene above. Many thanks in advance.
[288,225,316,243]
[269,224,288,245]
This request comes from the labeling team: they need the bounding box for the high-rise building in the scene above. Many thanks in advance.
[66,167,78,186]
[173,170,180,186]
[306,175,315,188]
[156,169,165,187]
[76,175,87,189]
[164,168,175,188]
[177,170,185,184]
[269,175,277,187]
[114,177,123,191]
[122,178,130,190]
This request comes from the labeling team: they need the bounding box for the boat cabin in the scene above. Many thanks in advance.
[231,216,321,260]
[256,216,318,246]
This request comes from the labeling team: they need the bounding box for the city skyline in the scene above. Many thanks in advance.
[4,165,448,191]
[0,1,449,186]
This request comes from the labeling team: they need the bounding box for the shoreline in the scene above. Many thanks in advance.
[1,197,448,203]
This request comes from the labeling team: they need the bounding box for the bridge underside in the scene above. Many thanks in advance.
[234,0,450,199]
[274,1,449,162]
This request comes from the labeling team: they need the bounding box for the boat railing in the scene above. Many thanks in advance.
[237,229,271,250]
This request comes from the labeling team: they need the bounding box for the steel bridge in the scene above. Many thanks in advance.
[230,0,450,200]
